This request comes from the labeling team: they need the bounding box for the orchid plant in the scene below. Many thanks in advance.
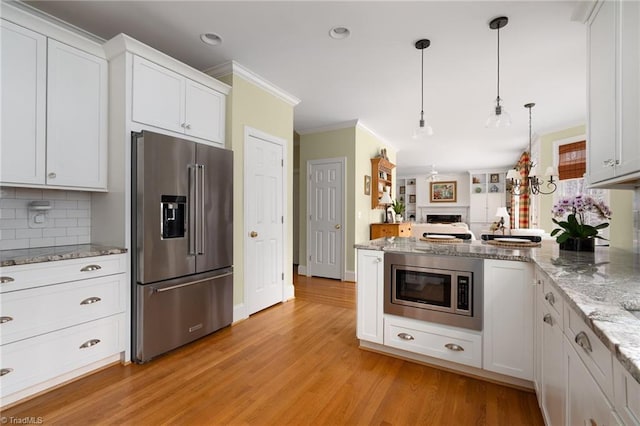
[550,195,612,243]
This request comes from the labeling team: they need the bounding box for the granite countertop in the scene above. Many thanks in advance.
[0,244,128,267]
[356,237,640,383]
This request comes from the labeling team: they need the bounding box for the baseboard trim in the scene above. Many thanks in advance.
[344,270,356,282]
[298,265,307,276]
[233,303,248,323]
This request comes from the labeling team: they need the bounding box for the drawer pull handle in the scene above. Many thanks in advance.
[445,343,464,352]
[0,368,13,377]
[0,316,13,324]
[0,276,15,284]
[575,331,593,353]
[80,264,102,272]
[79,339,101,349]
[543,314,554,326]
[544,292,555,306]
[80,297,102,305]
[397,333,414,341]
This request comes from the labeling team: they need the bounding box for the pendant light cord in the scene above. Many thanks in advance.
[421,46,424,119]
[496,26,501,105]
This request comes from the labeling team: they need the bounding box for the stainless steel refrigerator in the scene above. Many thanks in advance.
[131,130,233,363]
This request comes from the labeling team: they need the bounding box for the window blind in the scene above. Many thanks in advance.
[558,140,586,180]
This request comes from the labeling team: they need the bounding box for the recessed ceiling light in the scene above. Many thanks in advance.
[200,33,222,46]
[329,26,351,40]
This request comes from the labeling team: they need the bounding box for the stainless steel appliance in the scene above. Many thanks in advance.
[132,130,233,363]
[384,253,483,330]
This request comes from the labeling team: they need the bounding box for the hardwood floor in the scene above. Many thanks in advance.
[3,271,543,425]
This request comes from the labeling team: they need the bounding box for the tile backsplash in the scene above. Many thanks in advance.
[0,187,91,250]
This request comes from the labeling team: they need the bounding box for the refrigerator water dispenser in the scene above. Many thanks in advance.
[161,195,186,239]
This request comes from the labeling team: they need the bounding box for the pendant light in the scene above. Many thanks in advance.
[412,39,433,138]
[507,103,558,195]
[486,16,511,128]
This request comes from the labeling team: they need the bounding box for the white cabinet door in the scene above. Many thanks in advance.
[619,0,640,178]
[469,193,486,223]
[46,39,107,189]
[539,294,566,426]
[565,336,617,426]
[0,20,46,185]
[185,79,225,143]
[356,249,384,344]
[132,55,185,134]
[588,0,617,184]
[483,259,534,380]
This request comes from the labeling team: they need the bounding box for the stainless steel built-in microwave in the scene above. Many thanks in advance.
[384,253,483,331]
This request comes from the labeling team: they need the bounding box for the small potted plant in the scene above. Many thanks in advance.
[551,195,612,251]
[391,199,405,223]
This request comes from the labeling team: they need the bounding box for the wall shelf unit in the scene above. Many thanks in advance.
[371,157,395,209]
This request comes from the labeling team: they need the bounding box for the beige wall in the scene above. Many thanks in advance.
[219,74,295,307]
[298,124,395,277]
[538,124,634,250]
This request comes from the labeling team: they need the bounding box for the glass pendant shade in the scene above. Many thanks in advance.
[485,100,512,128]
[412,118,434,138]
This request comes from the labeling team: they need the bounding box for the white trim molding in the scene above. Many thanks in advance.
[205,60,300,106]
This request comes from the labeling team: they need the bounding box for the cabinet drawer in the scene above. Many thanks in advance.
[564,304,614,401]
[542,277,564,325]
[0,314,124,398]
[1,274,126,345]
[384,315,482,368]
[398,224,411,236]
[0,254,126,293]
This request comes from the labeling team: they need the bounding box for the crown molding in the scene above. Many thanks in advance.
[204,60,300,107]
[355,121,396,151]
[297,119,359,135]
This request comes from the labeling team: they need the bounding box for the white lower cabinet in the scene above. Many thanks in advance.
[0,254,127,404]
[384,314,482,368]
[614,359,640,425]
[565,335,620,426]
[356,249,384,344]
[483,259,534,380]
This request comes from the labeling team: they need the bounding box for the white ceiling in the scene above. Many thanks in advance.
[25,0,588,175]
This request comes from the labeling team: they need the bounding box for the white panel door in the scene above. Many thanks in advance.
[307,159,344,280]
[0,20,46,185]
[46,39,107,189]
[483,260,534,380]
[132,55,185,134]
[185,80,225,144]
[245,132,284,315]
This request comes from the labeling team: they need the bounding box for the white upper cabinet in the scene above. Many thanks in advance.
[46,39,107,189]
[0,17,108,191]
[0,20,46,185]
[588,0,640,186]
[132,55,225,144]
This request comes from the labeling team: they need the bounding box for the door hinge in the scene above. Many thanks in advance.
[281,159,284,167]
[281,216,284,224]
[281,272,284,280]
[309,255,312,261]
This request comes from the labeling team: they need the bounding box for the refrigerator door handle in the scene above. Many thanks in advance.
[199,164,206,255]
[153,272,233,293]
[188,164,197,256]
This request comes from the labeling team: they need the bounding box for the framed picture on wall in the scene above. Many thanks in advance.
[364,175,371,195]
[430,181,457,203]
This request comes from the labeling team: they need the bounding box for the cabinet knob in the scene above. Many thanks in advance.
[375,257,382,263]
[0,276,15,284]
[575,331,593,353]
[444,343,464,352]
[79,339,101,349]
[397,332,414,341]
[80,264,102,272]
[603,159,617,167]
[48,172,56,179]
[543,314,554,326]
[185,123,192,129]
[250,231,258,238]
[544,292,555,306]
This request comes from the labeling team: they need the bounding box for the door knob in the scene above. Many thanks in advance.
[250,231,258,238]
[335,224,341,229]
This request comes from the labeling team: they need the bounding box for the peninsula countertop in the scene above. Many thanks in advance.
[0,244,128,267]
[356,237,640,383]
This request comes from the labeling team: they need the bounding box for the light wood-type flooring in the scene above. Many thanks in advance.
[2,271,543,425]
